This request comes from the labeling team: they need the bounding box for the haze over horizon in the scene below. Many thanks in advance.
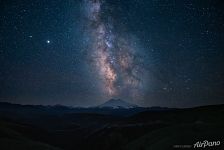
[1,0,224,107]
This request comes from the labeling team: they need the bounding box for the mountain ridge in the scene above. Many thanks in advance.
[97,99,139,109]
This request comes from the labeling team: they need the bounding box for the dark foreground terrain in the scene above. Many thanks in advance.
[0,102,223,150]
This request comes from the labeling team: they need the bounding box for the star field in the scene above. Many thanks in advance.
[0,0,224,107]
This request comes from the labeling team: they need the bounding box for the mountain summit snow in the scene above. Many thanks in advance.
[98,99,138,109]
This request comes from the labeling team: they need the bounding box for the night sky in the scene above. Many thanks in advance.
[0,0,224,107]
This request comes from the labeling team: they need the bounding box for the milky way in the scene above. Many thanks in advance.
[1,0,223,107]
[83,0,148,101]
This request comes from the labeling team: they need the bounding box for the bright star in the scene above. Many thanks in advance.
[46,40,50,44]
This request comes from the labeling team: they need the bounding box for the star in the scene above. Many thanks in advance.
[46,40,50,44]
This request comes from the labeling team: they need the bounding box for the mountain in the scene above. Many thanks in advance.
[97,99,138,109]
[0,101,146,118]
[0,101,224,150]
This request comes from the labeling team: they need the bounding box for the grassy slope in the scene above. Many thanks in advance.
[125,123,224,150]
[0,121,62,150]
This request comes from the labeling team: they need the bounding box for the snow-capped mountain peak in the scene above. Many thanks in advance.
[98,99,138,109]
